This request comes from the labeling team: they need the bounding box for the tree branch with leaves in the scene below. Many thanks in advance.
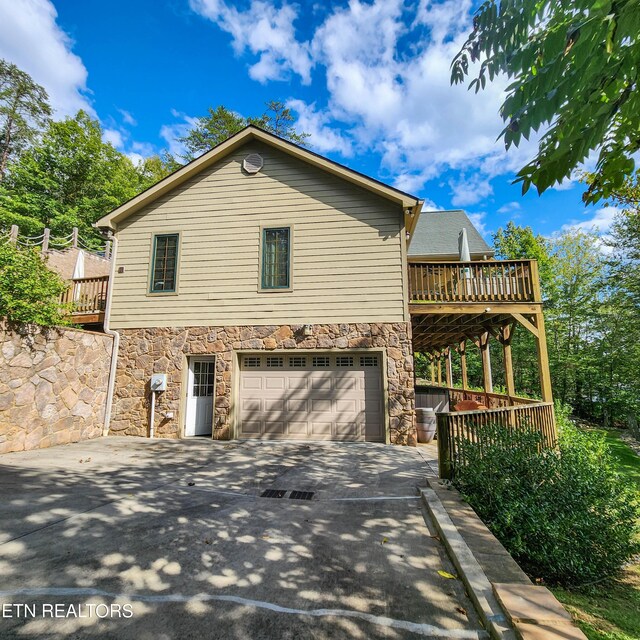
[451,0,640,204]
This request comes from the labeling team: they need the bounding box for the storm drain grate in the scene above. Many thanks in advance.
[260,489,286,499]
[289,491,314,501]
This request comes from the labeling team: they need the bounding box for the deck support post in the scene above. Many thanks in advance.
[430,356,435,383]
[459,340,468,390]
[445,349,453,387]
[499,324,516,398]
[437,352,442,386]
[479,331,493,394]
[533,312,553,403]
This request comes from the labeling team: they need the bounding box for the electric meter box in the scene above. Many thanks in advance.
[150,373,167,391]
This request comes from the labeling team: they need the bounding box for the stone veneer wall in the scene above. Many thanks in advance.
[111,322,416,445]
[0,323,113,454]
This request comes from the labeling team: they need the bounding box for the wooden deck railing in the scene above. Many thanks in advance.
[409,260,539,303]
[446,386,538,409]
[436,402,556,479]
[59,276,109,315]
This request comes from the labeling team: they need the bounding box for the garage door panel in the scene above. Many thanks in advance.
[287,421,308,435]
[242,398,262,412]
[311,377,332,390]
[264,421,285,435]
[286,399,309,412]
[311,399,331,412]
[239,353,383,442]
[336,422,361,437]
[265,377,285,390]
[241,420,263,435]
[264,399,284,412]
[311,421,332,436]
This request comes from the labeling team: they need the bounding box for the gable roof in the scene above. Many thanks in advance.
[407,209,494,259]
[95,125,424,233]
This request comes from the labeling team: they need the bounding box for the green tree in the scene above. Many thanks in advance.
[0,241,68,327]
[179,101,309,161]
[547,230,605,413]
[0,110,141,240]
[451,0,640,204]
[598,171,640,423]
[0,59,51,181]
[136,152,181,190]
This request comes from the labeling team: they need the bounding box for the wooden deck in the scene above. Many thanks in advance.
[59,275,109,324]
[408,260,539,305]
[409,259,555,473]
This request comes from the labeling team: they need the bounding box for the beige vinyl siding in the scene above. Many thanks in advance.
[110,142,406,329]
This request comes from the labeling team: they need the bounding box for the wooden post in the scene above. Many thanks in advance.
[437,354,442,386]
[479,331,493,394]
[459,340,468,390]
[9,225,18,243]
[500,324,516,398]
[525,261,553,403]
[430,356,435,383]
[437,414,452,479]
[42,228,50,253]
[72,227,78,248]
[533,311,553,403]
[445,349,453,387]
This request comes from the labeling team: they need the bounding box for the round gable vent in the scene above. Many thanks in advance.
[243,153,264,174]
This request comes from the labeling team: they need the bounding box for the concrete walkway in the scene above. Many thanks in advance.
[0,438,486,639]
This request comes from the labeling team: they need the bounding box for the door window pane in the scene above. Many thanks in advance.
[193,361,215,397]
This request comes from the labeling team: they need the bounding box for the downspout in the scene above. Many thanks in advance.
[101,231,120,436]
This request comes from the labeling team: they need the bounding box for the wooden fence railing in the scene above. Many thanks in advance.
[437,402,556,479]
[415,383,540,410]
[447,387,539,409]
[409,260,539,303]
[59,276,109,314]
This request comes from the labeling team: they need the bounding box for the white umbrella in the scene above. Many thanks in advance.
[72,249,85,279]
[72,250,85,301]
[458,228,471,262]
[458,228,473,296]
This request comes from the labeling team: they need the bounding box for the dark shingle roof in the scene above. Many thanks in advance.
[408,209,493,258]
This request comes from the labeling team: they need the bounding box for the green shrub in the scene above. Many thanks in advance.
[0,241,69,327]
[453,412,640,586]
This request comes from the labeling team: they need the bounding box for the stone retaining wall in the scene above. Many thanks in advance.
[111,322,416,444]
[0,323,113,454]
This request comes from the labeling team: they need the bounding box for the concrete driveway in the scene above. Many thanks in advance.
[0,438,486,639]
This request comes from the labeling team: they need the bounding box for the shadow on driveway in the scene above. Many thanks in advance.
[0,437,486,639]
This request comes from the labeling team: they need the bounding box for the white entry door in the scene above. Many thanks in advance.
[185,358,215,436]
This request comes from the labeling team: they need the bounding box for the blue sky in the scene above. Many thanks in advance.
[0,0,616,242]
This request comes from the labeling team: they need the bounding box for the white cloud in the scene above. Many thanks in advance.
[561,206,620,235]
[159,110,199,158]
[497,201,521,215]
[102,128,124,149]
[467,211,489,238]
[126,152,145,166]
[189,0,313,83]
[190,0,525,201]
[118,109,137,126]
[286,99,352,156]
[450,174,494,206]
[0,0,92,117]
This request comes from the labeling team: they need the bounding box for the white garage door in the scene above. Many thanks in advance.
[238,352,384,441]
